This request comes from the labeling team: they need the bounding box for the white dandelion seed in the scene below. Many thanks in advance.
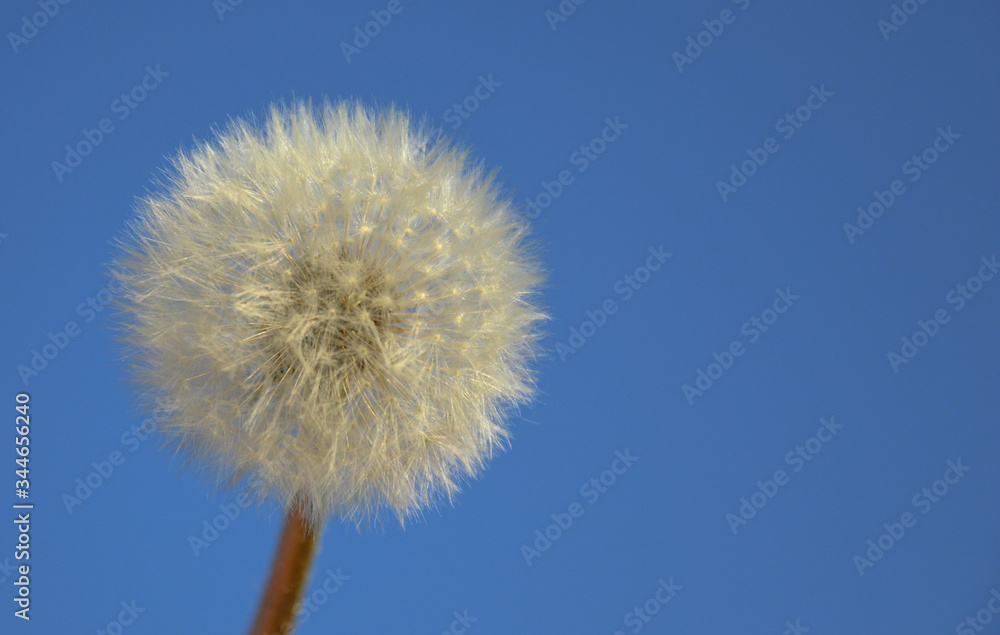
[113,100,545,530]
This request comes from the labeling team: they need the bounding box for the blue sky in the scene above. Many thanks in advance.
[2,1,999,633]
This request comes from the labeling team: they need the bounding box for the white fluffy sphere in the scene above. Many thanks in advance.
[114,101,545,528]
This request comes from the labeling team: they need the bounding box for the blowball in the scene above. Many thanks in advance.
[113,101,545,528]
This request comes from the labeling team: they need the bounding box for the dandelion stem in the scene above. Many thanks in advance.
[249,504,321,635]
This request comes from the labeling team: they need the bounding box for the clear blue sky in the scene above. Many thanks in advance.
[2,1,999,633]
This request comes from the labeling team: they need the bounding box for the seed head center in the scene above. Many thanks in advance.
[263,255,392,381]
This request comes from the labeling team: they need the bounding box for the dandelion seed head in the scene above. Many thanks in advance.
[113,101,545,529]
